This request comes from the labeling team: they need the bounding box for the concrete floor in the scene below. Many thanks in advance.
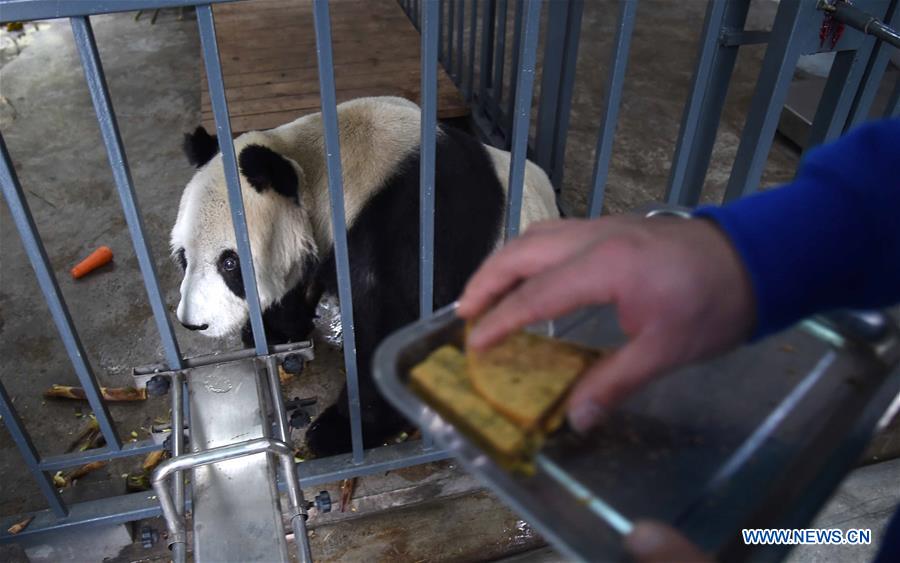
[0,1,898,561]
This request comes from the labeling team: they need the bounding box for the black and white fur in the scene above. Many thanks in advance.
[171,97,558,456]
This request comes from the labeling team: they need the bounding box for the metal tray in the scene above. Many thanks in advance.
[374,300,900,562]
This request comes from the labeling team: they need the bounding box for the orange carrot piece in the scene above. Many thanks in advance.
[71,246,113,279]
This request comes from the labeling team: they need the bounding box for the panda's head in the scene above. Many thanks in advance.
[170,126,318,338]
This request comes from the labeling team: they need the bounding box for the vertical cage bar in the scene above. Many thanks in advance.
[544,0,583,189]
[70,16,184,371]
[586,0,637,218]
[466,0,477,101]
[806,43,876,149]
[420,0,439,320]
[438,0,445,63]
[886,76,900,118]
[724,0,808,201]
[533,0,570,172]
[845,0,899,130]
[492,0,509,102]
[506,0,524,126]
[0,134,122,451]
[664,0,741,206]
[455,0,464,82]
[504,0,541,239]
[312,0,365,464]
[170,371,185,518]
[479,0,497,105]
[0,381,68,517]
[196,5,269,356]
[447,0,455,73]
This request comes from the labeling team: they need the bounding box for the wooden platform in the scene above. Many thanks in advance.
[202,0,469,134]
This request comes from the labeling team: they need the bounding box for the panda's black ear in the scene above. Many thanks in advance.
[238,144,299,203]
[183,126,218,168]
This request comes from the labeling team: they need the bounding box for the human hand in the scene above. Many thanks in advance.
[457,215,756,433]
[625,520,713,562]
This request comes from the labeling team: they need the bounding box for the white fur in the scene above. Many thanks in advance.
[171,96,558,337]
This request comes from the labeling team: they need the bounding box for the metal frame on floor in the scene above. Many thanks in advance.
[2,0,900,552]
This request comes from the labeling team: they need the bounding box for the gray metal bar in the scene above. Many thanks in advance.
[70,16,183,372]
[545,0,583,189]
[492,0,509,103]
[0,381,68,517]
[39,440,161,472]
[723,0,809,201]
[587,0,637,218]
[133,340,312,376]
[196,5,269,356]
[479,0,497,106]
[438,0,445,63]
[504,0,541,239]
[312,0,365,464]
[420,0,440,450]
[845,0,899,129]
[265,356,314,562]
[170,371,185,520]
[806,44,876,149]
[886,76,900,118]
[533,0,569,170]
[420,0,438,320]
[153,438,302,557]
[455,0,464,82]
[505,0,524,130]
[3,441,450,544]
[0,0,238,22]
[0,134,121,451]
[466,0,477,101]
[665,0,735,206]
[446,0,455,74]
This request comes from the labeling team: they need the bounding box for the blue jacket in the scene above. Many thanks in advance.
[695,118,900,338]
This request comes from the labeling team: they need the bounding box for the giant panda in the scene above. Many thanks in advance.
[171,96,558,457]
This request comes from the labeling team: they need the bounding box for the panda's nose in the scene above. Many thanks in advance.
[181,322,209,331]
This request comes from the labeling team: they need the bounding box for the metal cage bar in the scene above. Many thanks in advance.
[0,134,122,452]
[505,0,524,131]
[312,0,366,464]
[446,0,455,74]
[0,381,68,517]
[455,0,464,82]
[887,76,900,117]
[723,1,809,201]
[70,16,184,371]
[420,0,439,320]
[504,0,541,239]
[196,4,269,356]
[479,0,497,108]
[845,0,900,129]
[586,0,637,218]
[492,0,509,104]
[466,0,477,101]
[438,0,445,63]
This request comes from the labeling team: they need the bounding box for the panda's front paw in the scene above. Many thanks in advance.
[305,405,353,457]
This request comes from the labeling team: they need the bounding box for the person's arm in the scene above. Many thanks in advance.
[694,118,900,338]
[458,118,900,433]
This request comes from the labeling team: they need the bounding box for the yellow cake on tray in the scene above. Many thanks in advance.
[409,329,605,473]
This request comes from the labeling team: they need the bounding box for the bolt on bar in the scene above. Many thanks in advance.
[587,0,637,218]
[0,381,67,517]
[0,134,121,451]
[70,16,184,371]
[196,4,269,356]
[504,0,541,239]
[312,0,366,464]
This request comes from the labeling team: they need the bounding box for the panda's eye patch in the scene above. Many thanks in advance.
[219,251,239,272]
[217,249,245,299]
[175,248,187,271]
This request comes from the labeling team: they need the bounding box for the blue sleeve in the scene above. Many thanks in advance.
[694,118,900,339]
